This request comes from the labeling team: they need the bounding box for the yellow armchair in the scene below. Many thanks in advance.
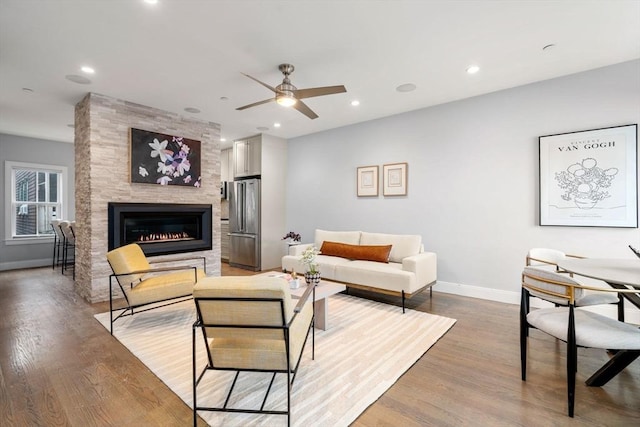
[107,243,206,334]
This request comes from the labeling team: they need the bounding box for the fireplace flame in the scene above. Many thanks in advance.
[137,231,193,243]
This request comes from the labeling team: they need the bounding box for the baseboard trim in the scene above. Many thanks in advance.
[0,258,50,271]
[433,280,640,325]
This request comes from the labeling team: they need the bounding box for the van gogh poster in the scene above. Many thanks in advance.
[539,124,637,227]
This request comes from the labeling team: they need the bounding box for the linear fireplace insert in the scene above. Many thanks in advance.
[108,202,212,256]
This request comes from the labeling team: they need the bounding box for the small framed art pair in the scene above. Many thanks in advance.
[357,163,408,197]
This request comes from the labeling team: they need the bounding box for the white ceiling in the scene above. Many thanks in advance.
[1,0,639,149]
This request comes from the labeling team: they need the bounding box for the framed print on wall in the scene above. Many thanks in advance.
[383,162,408,196]
[357,165,379,197]
[539,124,637,228]
[130,128,202,187]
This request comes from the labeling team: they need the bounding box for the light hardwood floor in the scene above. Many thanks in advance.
[0,264,638,426]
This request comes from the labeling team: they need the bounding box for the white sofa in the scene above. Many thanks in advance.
[281,229,437,312]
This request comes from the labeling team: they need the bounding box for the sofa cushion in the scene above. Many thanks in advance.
[281,254,350,281]
[320,241,392,263]
[335,260,417,293]
[314,229,361,248]
[360,232,422,263]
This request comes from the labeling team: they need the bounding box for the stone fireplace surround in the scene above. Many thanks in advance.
[75,93,221,303]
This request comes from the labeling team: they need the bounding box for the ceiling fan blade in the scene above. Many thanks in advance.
[242,73,277,93]
[293,85,347,100]
[293,100,319,119]
[236,98,274,111]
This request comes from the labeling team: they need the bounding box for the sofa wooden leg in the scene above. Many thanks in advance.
[402,291,406,314]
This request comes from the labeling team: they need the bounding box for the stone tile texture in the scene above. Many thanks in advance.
[75,93,221,302]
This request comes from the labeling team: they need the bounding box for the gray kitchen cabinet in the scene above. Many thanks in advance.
[233,135,261,178]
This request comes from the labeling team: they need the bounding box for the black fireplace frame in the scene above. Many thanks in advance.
[108,202,212,256]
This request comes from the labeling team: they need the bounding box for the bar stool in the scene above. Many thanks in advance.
[59,220,75,279]
[51,219,64,270]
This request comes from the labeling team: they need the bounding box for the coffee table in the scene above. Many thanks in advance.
[289,279,346,330]
[258,273,346,330]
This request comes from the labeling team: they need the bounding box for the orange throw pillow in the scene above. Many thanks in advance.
[320,241,392,263]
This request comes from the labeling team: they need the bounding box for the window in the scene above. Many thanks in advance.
[5,161,67,241]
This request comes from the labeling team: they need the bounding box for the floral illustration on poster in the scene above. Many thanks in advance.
[130,128,202,187]
[539,124,637,227]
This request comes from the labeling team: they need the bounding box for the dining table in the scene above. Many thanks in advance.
[557,258,640,387]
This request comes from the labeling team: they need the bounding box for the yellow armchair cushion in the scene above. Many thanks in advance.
[107,243,151,286]
[126,268,205,306]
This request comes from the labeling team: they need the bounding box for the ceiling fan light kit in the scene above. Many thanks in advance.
[237,63,346,119]
[276,92,297,107]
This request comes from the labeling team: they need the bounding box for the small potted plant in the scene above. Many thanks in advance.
[301,246,321,284]
[281,231,301,242]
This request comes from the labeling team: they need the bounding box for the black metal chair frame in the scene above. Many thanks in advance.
[192,284,315,427]
[107,256,206,335]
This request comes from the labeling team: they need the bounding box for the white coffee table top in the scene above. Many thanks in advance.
[289,280,346,300]
[257,272,346,300]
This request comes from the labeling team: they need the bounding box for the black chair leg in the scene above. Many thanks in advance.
[617,295,624,322]
[520,289,528,381]
[567,305,576,418]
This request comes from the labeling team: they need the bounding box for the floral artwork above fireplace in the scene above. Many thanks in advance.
[130,128,202,187]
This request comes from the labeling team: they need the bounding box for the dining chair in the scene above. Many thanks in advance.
[526,248,621,314]
[192,276,315,427]
[106,243,206,334]
[520,266,640,417]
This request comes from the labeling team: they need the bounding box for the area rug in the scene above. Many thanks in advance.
[94,294,456,426]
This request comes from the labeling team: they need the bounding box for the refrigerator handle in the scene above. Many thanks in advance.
[229,233,256,238]
[239,181,245,232]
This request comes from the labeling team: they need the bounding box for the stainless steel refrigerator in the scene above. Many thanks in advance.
[229,178,261,271]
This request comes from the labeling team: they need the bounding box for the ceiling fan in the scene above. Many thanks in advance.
[236,63,347,120]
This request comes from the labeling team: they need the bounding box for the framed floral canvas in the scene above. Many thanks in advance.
[130,128,202,187]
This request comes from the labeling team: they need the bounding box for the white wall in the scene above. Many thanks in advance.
[286,60,640,305]
[261,134,288,269]
[0,134,75,270]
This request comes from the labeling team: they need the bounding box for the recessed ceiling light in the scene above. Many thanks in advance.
[184,107,200,113]
[65,74,91,84]
[21,87,34,93]
[396,83,416,93]
[220,138,227,142]
[220,96,229,101]
[144,0,158,4]
[81,66,95,74]
[466,65,480,74]
[351,100,360,106]
[542,44,556,51]
[257,126,269,131]
[273,123,281,128]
